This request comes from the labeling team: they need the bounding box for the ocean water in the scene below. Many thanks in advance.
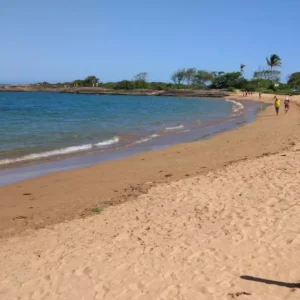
[0,92,249,168]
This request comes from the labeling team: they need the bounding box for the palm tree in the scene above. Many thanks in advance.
[266,54,282,70]
[240,64,246,74]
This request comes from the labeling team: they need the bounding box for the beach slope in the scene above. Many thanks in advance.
[1,140,300,299]
[0,98,300,238]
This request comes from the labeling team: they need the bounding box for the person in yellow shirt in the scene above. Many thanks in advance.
[274,96,281,116]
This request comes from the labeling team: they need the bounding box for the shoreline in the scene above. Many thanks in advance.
[1,94,300,299]
[0,85,230,97]
[0,92,299,238]
[2,137,300,299]
[0,98,261,184]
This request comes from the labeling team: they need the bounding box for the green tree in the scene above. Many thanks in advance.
[253,69,281,82]
[184,68,197,85]
[212,71,225,78]
[250,79,274,90]
[133,72,148,89]
[148,82,173,90]
[73,79,84,86]
[171,69,186,85]
[134,80,148,89]
[84,76,99,86]
[133,72,148,82]
[114,80,135,90]
[210,72,247,89]
[100,82,117,89]
[240,64,246,74]
[266,54,282,70]
[287,72,300,89]
[192,70,214,87]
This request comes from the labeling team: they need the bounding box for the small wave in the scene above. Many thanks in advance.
[165,124,184,131]
[226,99,244,113]
[94,136,119,147]
[0,144,93,166]
[135,134,159,144]
[0,136,120,166]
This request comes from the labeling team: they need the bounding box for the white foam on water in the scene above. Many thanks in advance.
[94,136,119,147]
[135,134,159,144]
[165,124,184,131]
[0,137,120,166]
[0,144,93,166]
[226,99,244,113]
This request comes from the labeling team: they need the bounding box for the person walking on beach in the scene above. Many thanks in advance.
[284,96,290,113]
[274,96,281,116]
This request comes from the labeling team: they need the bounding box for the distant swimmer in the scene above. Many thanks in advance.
[284,96,290,113]
[274,96,280,116]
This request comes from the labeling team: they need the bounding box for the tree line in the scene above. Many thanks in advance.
[42,54,299,95]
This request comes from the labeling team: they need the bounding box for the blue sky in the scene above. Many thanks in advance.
[0,0,298,83]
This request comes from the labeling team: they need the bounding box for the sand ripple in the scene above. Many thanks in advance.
[1,143,300,299]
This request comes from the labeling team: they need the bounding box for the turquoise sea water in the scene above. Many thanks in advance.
[0,92,241,164]
[0,91,260,171]
[0,92,263,185]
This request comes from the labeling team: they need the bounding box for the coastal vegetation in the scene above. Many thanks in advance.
[266,54,282,70]
[41,54,299,95]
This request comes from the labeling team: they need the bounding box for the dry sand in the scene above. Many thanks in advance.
[1,129,300,299]
[1,93,300,299]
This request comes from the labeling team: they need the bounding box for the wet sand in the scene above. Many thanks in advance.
[1,93,300,299]
[0,93,299,238]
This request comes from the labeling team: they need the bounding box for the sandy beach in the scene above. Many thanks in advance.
[0,93,299,238]
[1,93,300,299]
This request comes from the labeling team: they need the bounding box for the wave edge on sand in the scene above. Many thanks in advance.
[0,136,120,166]
[226,99,244,113]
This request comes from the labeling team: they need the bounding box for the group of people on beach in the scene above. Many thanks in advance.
[274,96,290,115]
[242,90,253,97]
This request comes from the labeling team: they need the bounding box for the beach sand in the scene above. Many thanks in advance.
[1,93,300,299]
[0,93,299,238]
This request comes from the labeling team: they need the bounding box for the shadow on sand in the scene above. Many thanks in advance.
[241,275,300,289]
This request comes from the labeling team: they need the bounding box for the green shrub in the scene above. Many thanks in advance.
[227,87,236,92]
[114,80,135,90]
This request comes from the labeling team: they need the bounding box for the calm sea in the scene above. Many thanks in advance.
[0,92,257,170]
